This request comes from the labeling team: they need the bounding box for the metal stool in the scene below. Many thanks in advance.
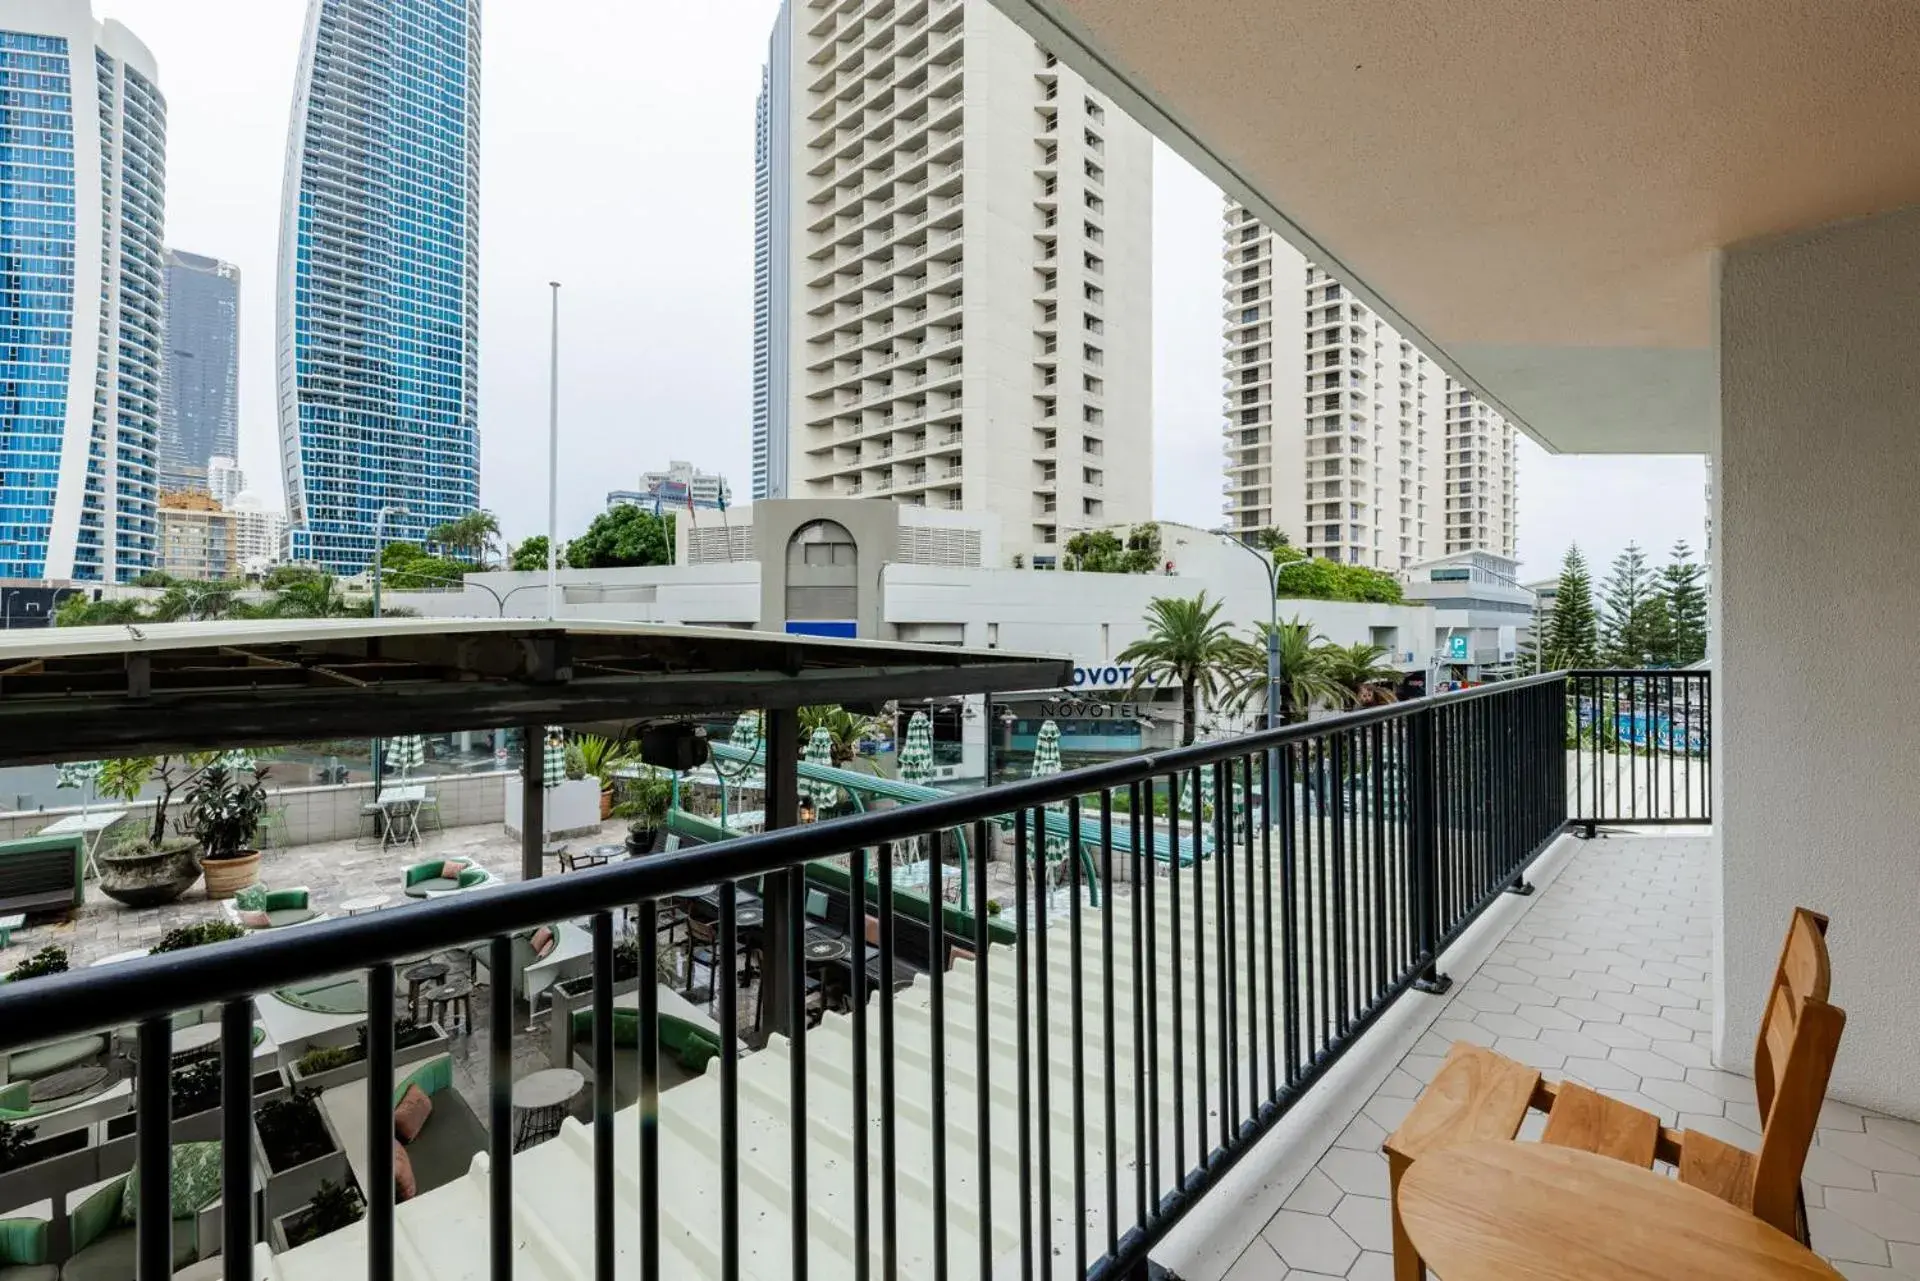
[423,976,474,1035]
[404,960,450,1022]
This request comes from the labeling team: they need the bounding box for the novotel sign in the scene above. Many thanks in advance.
[1070,663,1162,690]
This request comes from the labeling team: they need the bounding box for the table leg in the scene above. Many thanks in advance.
[1388,1147,1424,1281]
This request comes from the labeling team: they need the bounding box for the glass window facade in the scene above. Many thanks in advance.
[278,0,481,574]
[158,249,239,495]
[0,31,79,580]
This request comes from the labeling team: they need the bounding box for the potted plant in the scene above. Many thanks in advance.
[614,768,673,856]
[149,921,247,954]
[254,1088,347,1219]
[270,1177,364,1251]
[572,734,636,819]
[184,762,271,899]
[94,753,219,906]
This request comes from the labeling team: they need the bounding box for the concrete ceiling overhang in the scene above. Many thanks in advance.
[992,0,1920,453]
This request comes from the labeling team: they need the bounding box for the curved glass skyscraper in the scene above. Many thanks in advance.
[277,0,480,574]
[0,5,165,584]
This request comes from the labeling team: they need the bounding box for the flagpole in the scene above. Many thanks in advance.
[546,282,561,622]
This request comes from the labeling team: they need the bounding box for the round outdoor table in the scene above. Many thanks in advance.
[512,1068,585,1151]
[171,1022,223,1058]
[803,936,851,965]
[1398,1141,1843,1280]
[587,843,626,862]
[404,961,450,1021]
[422,976,475,1036]
[341,894,390,916]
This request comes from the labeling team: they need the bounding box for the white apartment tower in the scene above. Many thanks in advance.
[767,0,1153,566]
[1221,200,1516,567]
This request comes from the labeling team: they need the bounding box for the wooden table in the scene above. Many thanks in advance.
[1398,1140,1843,1280]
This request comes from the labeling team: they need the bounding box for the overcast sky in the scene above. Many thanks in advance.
[101,0,1707,582]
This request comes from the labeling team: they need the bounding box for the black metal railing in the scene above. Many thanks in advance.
[1566,669,1713,830]
[0,671,1705,1280]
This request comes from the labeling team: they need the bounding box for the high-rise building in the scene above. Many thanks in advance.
[226,491,286,575]
[607,460,732,513]
[1220,200,1516,567]
[767,0,1153,566]
[752,58,788,501]
[207,455,245,507]
[158,248,238,496]
[0,4,165,584]
[277,0,481,576]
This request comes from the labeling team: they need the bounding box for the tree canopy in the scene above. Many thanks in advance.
[377,541,477,591]
[1273,556,1403,604]
[564,505,673,569]
[1063,522,1162,573]
[1118,592,1243,746]
[1541,544,1601,669]
[425,509,501,566]
[509,536,551,572]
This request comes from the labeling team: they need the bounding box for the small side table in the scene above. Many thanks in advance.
[404,961,450,1022]
[341,894,390,916]
[423,976,475,1035]
[512,1068,585,1151]
[0,913,23,948]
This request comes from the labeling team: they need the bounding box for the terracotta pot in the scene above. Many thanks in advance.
[201,849,262,900]
[600,788,613,820]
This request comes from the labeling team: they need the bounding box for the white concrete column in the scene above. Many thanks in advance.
[1714,203,1920,1117]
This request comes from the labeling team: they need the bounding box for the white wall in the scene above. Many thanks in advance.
[1715,203,1920,1117]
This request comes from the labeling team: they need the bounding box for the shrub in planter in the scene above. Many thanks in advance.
[184,762,272,898]
[0,1120,36,1173]
[256,1089,333,1173]
[4,944,68,982]
[286,1178,364,1248]
[150,920,247,954]
[294,1046,356,1077]
[613,768,673,854]
[171,1060,222,1117]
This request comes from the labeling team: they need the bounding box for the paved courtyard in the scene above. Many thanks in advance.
[1216,832,1920,1281]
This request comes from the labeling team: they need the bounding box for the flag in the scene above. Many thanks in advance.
[652,491,662,518]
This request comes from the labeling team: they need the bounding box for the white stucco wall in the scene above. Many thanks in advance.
[1715,203,1920,1117]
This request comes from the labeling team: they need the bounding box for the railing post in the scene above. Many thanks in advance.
[521,722,545,881]
[1408,704,1452,995]
[755,707,800,1045]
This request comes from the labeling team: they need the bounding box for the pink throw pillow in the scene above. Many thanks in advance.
[238,909,271,928]
[530,926,555,958]
[437,860,467,881]
[393,1084,433,1143]
[393,1141,416,1201]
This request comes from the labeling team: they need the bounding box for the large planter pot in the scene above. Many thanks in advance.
[98,841,201,907]
[624,825,660,857]
[255,1098,347,1221]
[201,849,261,900]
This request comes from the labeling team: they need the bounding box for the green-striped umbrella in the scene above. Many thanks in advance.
[897,712,934,786]
[800,727,839,810]
[383,735,426,779]
[542,727,567,789]
[1030,721,1070,877]
[56,761,103,817]
[728,713,762,754]
[218,749,257,772]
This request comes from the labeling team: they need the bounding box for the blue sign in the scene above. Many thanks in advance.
[1446,635,1469,661]
[785,619,857,639]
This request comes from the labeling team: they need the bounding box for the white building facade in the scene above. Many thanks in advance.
[766,0,1154,567]
[0,2,165,584]
[607,460,732,512]
[1221,201,1518,568]
[206,455,244,507]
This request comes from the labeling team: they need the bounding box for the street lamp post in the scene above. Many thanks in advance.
[1218,533,1282,731]
[2,590,21,630]
[546,282,561,622]
[371,504,409,621]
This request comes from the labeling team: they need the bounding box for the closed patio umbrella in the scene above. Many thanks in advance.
[1030,720,1070,888]
[56,760,103,818]
[384,735,426,780]
[800,726,838,812]
[541,727,567,842]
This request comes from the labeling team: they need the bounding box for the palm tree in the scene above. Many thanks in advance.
[1117,592,1245,746]
[1320,641,1403,709]
[1231,617,1342,724]
[268,575,355,619]
[147,584,249,622]
[797,705,886,769]
[426,509,501,566]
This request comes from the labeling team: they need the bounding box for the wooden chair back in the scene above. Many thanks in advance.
[1748,907,1847,1235]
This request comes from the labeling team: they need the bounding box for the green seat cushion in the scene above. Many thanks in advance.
[403,878,458,898]
[67,1180,123,1254]
[0,1217,48,1266]
[262,889,308,912]
[120,1140,221,1225]
[392,1055,453,1107]
[272,976,366,1015]
[7,1035,103,1080]
[59,1218,195,1281]
[455,868,489,889]
[0,1081,28,1114]
[264,907,317,928]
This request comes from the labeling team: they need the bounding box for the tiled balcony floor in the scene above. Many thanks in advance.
[1214,832,1920,1281]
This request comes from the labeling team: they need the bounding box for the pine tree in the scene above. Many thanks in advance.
[1660,541,1709,665]
[1599,543,1656,665]
[1543,545,1600,669]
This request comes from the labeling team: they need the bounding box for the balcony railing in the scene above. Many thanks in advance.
[0,672,1710,1279]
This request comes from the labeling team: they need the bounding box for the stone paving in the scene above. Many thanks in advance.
[1218,833,1920,1281]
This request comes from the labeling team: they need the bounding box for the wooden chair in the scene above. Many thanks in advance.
[1384,907,1844,1278]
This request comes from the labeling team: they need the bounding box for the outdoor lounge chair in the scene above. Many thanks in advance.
[567,1007,721,1108]
[321,1055,486,1202]
[401,859,494,899]
[222,884,323,930]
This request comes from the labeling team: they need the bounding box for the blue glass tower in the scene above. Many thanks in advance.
[0,12,165,584]
[753,4,792,502]
[277,0,481,574]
